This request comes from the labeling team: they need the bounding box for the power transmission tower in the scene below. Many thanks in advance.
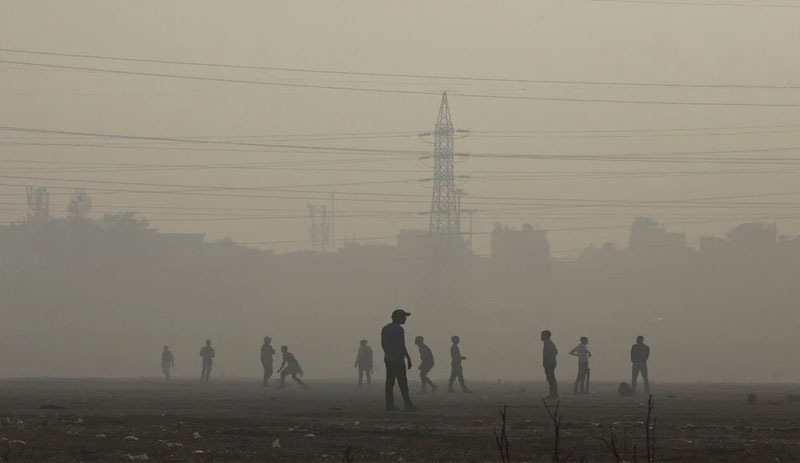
[26,186,49,223]
[68,188,92,220]
[428,92,460,248]
[307,203,330,252]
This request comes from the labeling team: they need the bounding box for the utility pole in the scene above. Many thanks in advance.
[427,92,460,250]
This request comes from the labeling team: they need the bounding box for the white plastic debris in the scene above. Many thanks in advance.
[304,433,315,438]
[193,450,204,454]
[127,453,149,461]
[95,434,107,438]
[271,438,281,448]
[192,432,201,439]
[123,435,139,441]
[165,442,184,448]
[9,440,26,446]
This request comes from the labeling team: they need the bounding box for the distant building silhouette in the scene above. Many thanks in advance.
[491,222,550,270]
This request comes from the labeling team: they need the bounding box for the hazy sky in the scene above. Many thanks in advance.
[3,0,800,255]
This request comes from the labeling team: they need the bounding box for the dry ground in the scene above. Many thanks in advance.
[0,379,799,461]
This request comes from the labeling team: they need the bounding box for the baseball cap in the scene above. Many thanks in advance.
[391,308,411,318]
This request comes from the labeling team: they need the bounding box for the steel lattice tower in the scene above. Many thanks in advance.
[428,92,459,240]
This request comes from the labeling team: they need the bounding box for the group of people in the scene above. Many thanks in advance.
[158,309,652,410]
[379,309,475,411]
[540,330,651,400]
[379,309,652,411]
[160,338,307,388]
[355,330,473,395]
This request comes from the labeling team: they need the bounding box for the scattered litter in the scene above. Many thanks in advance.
[192,432,201,439]
[193,450,204,454]
[38,404,65,410]
[591,423,601,428]
[123,435,139,441]
[271,438,281,448]
[95,434,107,438]
[165,442,184,448]
[127,453,149,461]
[304,433,316,438]
[74,418,84,424]
[9,440,26,446]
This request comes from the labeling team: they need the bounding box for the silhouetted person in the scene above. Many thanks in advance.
[541,330,558,399]
[199,339,215,381]
[161,345,174,381]
[278,345,307,388]
[631,335,650,394]
[380,308,415,411]
[354,339,373,387]
[414,336,437,394]
[261,336,276,387]
[448,335,472,393]
[569,336,591,394]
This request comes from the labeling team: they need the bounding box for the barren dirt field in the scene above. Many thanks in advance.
[0,379,799,462]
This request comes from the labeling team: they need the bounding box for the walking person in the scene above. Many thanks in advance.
[631,335,651,394]
[161,345,174,381]
[541,330,559,399]
[354,339,373,387]
[199,339,215,382]
[261,336,276,387]
[380,308,415,411]
[414,336,437,394]
[448,335,472,393]
[569,336,591,394]
[278,345,308,389]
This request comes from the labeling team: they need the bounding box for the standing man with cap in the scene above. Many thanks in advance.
[380,308,415,411]
[261,336,276,387]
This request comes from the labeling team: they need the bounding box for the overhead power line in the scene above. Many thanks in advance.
[10,125,800,166]
[3,48,800,89]
[3,59,800,107]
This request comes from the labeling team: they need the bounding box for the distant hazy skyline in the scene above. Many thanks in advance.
[3,0,800,255]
